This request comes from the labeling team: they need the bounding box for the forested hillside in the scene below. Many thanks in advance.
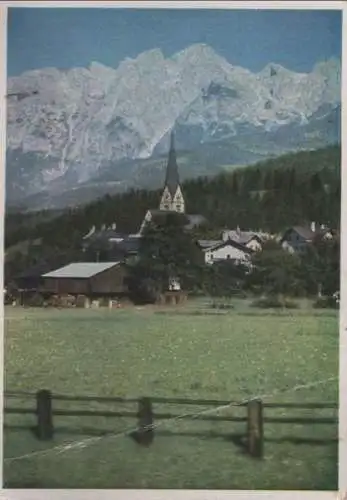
[4,144,340,282]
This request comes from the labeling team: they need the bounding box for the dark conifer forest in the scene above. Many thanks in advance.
[4,144,341,283]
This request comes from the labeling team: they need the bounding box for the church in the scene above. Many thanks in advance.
[82,132,207,260]
[139,132,206,234]
[160,132,185,212]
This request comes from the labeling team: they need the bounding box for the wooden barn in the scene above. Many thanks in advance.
[40,262,129,297]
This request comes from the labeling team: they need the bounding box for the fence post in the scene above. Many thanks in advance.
[247,399,263,458]
[36,389,54,440]
[136,397,154,446]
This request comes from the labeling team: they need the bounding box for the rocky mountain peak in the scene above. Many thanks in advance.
[6,44,341,209]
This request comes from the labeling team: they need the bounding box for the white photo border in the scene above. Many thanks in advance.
[0,1,345,499]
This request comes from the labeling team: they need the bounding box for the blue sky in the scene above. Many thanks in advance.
[7,8,342,76]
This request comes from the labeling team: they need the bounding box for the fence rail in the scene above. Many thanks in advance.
[4,389,338,459]
[4,391,338,409]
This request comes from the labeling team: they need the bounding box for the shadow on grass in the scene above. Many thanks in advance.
[3,427,338,491]
[4,423,115,437]
[4,424,338,450]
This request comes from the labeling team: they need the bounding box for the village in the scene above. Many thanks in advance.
[3,7,341,492]
[6,133,340,310]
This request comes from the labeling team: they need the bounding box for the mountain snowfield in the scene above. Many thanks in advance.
[6,43,341,208]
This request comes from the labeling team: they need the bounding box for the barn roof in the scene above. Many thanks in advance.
[42,262,121,279]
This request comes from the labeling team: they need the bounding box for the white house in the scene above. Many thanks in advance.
[199,240,253,266]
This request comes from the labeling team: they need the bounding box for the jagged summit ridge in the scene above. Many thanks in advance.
[6,44,341,204]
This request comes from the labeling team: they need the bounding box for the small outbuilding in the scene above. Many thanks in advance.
[40,262,128,297]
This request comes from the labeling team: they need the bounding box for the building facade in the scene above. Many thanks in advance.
[200,240,253,266]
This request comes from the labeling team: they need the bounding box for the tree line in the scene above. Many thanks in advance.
[4,144,341,283]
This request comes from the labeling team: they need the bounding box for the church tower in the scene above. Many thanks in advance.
[159,132,185,213]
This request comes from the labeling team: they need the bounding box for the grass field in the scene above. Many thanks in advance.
[3,299,339,490]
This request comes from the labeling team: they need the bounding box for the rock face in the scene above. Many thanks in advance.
[6,44,341,207]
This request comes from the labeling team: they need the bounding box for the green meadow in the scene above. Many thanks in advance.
[3,299,339,490]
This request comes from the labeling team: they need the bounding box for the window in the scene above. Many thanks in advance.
[227,254,231,259]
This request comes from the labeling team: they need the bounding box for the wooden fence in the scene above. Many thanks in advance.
[4,390,338,459]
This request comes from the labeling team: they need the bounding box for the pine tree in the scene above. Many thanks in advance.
[128,213,204,302]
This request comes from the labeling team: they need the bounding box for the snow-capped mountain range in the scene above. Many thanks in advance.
[6,43,341,209]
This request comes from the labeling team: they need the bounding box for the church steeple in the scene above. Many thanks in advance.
[165,132,180,196]
[159,131,185,213]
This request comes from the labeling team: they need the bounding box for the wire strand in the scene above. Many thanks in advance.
[4,375,337,464]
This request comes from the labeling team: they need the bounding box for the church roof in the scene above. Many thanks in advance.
[184,214,207,230]
[146,210,206,229]
[164,132,180,196]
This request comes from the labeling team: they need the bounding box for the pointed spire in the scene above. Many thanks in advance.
[169,130,175,152]
[164,131,180,196]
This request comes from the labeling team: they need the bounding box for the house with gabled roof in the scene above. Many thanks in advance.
[221,228,264,251]
[198,239,253,266]
[281,222,334,253]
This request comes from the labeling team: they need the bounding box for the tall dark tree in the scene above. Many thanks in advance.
[202,260,248,297]
[127,213,204,302]
[247,240,304,299]
[300,233,340,296]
